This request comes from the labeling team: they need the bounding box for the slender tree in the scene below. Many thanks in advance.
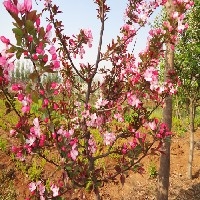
[175,0,200,179]
[157,0,174,199]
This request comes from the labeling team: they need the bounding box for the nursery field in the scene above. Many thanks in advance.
[0,95,200,200]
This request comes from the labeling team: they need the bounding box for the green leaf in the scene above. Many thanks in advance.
[85,181,93,191]
[12,28,23,37]
[25,20,35,35]
[12,28,23,46]
[16,50,22,59]
[6,46,16,53]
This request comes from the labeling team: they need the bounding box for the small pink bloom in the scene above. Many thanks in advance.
[29,182,36,192]
[50,184,59,197]
[26,135,36,146]
[10,129,16,136]
[49,46,56,55]
[43,99,49,106]
[103,132,116,146]
[38,183,45,196]
[11,83,22,91]
[43,54,48,62]
[95,97,108,109]
[70,143,78,161]
[17,2,25,14]
[50,82,58,89]
[3,0,18,14]
[33,118,41,137]
[52,60,60,69]
[32,54,38,60]
[36,18,40,27]
[127,92,141,108]
[22,105,30,113]
[0,36,10,45]
[24,0,32,12]
[53,103,59,110]
[148,121,156,131]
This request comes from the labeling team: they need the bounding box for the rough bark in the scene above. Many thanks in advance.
[157,1,174,198]
[188,98,195,179]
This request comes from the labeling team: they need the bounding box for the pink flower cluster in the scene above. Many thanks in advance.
[0,49,14,84]
[29,181,59,199]
[3,0,32,14]
[69,29,93,59]
[56,127,79,161]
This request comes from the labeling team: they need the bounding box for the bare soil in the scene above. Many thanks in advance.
[1,128,200,200]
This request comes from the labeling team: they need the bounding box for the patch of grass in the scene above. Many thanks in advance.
[0,136,7,152]
[0,99,19,131]
[150,108,162,120]
[148,161,158,178]
[0,169,17,200]
[172,117,188,137]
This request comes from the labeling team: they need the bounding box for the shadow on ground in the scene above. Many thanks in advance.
[174,182,200,200]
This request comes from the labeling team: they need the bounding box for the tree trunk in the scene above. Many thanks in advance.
[157,1,174,199]
[188,98,195,179]
[94,187,101,200]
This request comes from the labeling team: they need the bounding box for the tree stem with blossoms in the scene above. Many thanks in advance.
[0,0,193,199]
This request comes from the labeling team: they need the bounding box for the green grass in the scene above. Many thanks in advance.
[0,136,8,152]
[0,169,17,200]
[0,99,19,131]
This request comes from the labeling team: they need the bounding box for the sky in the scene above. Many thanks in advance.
[0,0,161,66]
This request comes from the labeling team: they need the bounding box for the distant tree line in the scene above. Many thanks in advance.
[11,60,61,85]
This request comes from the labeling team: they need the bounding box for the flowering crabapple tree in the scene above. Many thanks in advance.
[0,0,192,199]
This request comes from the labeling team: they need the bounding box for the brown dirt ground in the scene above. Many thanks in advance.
[1,128,200,200]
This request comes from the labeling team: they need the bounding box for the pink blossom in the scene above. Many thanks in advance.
[3,0,19,14]
[86,113,97,127]
[177,20,186,33]
[129,138,137,149]
[172,11,179,19]
[44,0,52,6]
[114,113,124,122]
[79,46,85,59]
[70,143,78,160]
[0,36,10,45]
[26,135,36,146]
[36,18,40,27]
[52,60,60,69]
[50,82,58,89]
[95,97,109,109]
[143,67,158,82]
[83,29,93,48]
[29,182,36,192]
[45,23,52,39]
[127,92,141,108]
[22,105,30,113]
[11,83,22,91]
[43,99,49,107]
[49,45,56,55]
[36,46,45,55]
[50,184,59,197]
[88,136,97,154]
[17,2,25,13]
[148,121,156,131]
[33,118,41,137]
[24,0,32,12]
[103,132,116,146]
[10,129,16,136]
[38,183,45,196]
